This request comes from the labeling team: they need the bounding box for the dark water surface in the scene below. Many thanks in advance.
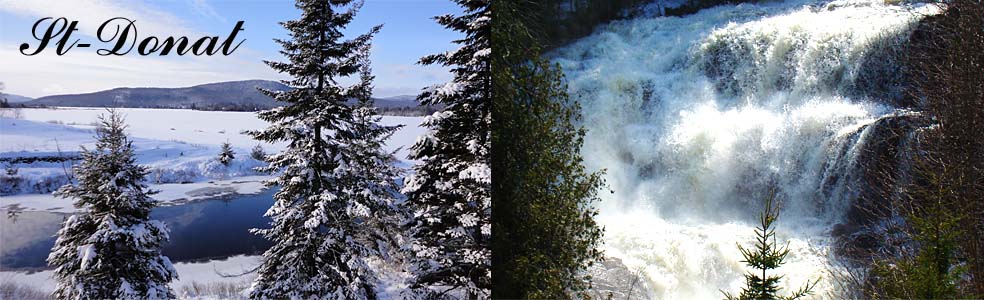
[0,189,276,270]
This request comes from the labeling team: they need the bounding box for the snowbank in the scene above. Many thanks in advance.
[0,175,272,214]
[0,255,261,300]
[0,108,424,197]
[0,255,413,300]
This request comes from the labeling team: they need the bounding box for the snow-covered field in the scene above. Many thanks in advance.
[1,176,270,213]
[0,107,424,199]
[1,255,412,300]
[0,107,425,299]
[12,107,424,157]
[2,255,262,299]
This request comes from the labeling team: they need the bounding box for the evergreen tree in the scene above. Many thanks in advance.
[4,162,17,176]
[344,44,405,264]
[403,0,491,298]
[47,110,176,300]
[218,142,235,166]
[491,0,605,298]
[869,159,967,299]
[0,82,10,110]
[244,0,385,298]
[250,144,267,161]
[901,0,983,293]
[723,193,817,300]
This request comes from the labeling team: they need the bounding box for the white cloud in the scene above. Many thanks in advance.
[0,0,203,40]
[0,0,276,97]
[0,0,448,99]
[372,63,453,96]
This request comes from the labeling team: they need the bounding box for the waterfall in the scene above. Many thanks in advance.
[550,0,938,298]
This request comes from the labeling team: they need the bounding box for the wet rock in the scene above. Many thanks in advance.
[588,256,655,300]
[834,112,930,260]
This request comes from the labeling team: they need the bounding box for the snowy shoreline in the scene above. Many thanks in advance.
[0,108,425,298]
[1,107,423,200]
[1,254,412,300]
[1,255,263,299]
[1,175,272,214]
[0,177,272,298]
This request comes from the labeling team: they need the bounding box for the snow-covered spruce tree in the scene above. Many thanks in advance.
[403,0,491,298]
[218,142,235,166]
[250,144,267,161]
[48,110,176,300]
[243,0,387,298]
[342,43,405,265]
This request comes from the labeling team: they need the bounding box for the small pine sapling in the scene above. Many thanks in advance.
[723,193,819,300]
[4,162,17,176]
[218,142,235,166]
[250,144,266,161]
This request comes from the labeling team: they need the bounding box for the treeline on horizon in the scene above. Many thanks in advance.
[2,101,442,116]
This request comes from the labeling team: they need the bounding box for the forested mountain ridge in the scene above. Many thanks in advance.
[23,80,437,115]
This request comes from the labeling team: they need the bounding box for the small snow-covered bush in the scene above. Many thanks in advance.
[4,163,18,176]
[0,173,72,196]
[177,280,250,300]
[0,107,24,119]
[0,175,23,195]
[249,144,266,161]
[31,175,71,194]
[0,281,53,300]
[217,142,235,166]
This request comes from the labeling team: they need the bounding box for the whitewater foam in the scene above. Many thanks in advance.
[551,0,937,298]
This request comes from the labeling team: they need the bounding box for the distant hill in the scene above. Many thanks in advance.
[371,94,432,108]
[372,95,440,116]
[24,80,438,115]
[2,93,33,103]
[379,94,417,102]
[26,80,289,111]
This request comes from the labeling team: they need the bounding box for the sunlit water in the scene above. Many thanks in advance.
[551,0,936,298]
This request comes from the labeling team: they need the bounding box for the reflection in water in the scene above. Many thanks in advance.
[0,189,275,270]
[5,204,26,222]
[0,210,65,270]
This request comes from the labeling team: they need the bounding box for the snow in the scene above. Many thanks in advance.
[0,253,412,299]
[0,255,263,299]
[77,244,96,270]
[0,107,424,198]
[0,175,273,213]
[4,107,423,162]
[0,107,427,298]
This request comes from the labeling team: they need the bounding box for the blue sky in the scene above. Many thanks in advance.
[0,0,462,98]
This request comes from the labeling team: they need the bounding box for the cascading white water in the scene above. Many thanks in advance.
[551,1,937,298]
